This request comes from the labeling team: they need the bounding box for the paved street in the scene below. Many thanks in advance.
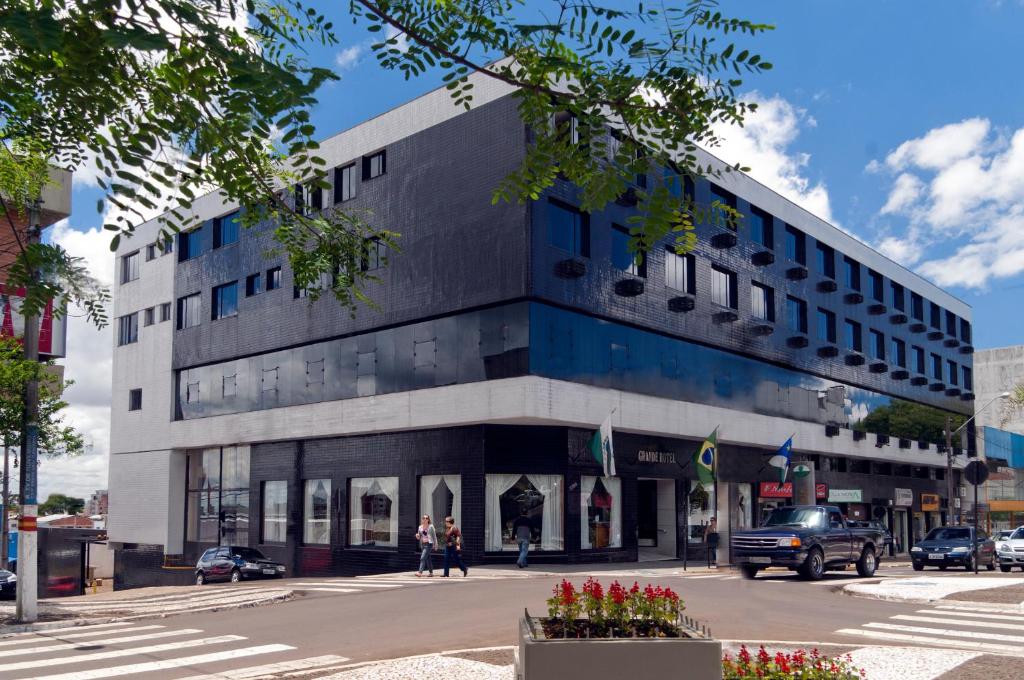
[4,564,1024,679]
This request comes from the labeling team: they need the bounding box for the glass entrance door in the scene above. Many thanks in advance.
[637,480,658,547]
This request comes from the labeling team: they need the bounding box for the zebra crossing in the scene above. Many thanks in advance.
[288,572,523,595]
[0,621,350,679]
[837,604,1024,656]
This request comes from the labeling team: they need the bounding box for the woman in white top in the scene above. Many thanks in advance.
[415,514,438,577]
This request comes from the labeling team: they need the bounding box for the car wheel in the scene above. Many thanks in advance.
[1000,565,1012,573]
[230,569,242,583]
[912,563,924,571]
[939,565,948,571]
[856,547,877,577]
[740,565,760,580]
[986,558,996,571]
[196,571,206,586]
[963,554,974,572]
[798,548,825,581]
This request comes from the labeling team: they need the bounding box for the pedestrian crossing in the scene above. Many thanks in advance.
[0,621,349,679]
[837,604,1024,656]
[28,585,292,619]
[287,574,505,596]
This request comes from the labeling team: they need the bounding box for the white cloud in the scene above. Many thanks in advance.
[880,173,924,215]
[876,235,923,267]
[884,118,991,171]
[386,25,410,54]
[335,44,364,70]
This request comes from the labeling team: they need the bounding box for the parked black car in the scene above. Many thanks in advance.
[731,505,886,580]
[0,569,15,600]
[910,527,996,571]
[195,546,286,585]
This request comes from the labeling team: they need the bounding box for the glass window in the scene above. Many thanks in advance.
[786,295,807,334]
[963,366,973,391]
[930,302,942,329]
[945,311,957,336]
[611,225,646,276]
[816,242,835,278]
[947,360,958,385]
[117,313,138,345]
[187,447,250,546]
[485,474,563,551]
[128,388,142,411]
[931,353,943,380]
[750,282,774,321]
[581,476,622,549]
[911,292,924,321]
[547,200,590,257]
[303,479,331,545]
[843,256,860,291]
[334,163,357,203]
[143,307,155,326]
[213,211,240,248]
[349,477,399,547]
[246,273,261,297]
[212,282,238,320]
[293,183,322,216]
[178,229,203,262]
[266,267,282,291]
[891,337,906,367]
[120,251,139,284]
[177,292,201,329]
[868,270,884,302]
[159,302,171,322]
[869,329,885,361]
[785,225,806,264]
[420,475,461,530]
[362,237,387,272]
[223,374,236,398]
[891,282,905,311]
[817,308,836,343]
[748,206,773,249]
[711,266,737,309]
[664,247,694,293]
[960,319,972,343]
[844,319,862,352]
[709,184,737,230]
[262,481,287,544]
[912,345,925,373]
[362,150,386,180]
[146,243,157,261]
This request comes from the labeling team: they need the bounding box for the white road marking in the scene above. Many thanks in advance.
[293,587,362,594]
[61,591,290,614]
[175,654,350,680]
[0,622,132,640]
[0,625,161,647]
[892,614,1024,631]
[864,622,1024,643]
[835,628,1024,655]
[289,582,398,589]
[50,588,264,607]
[29,644,295,680]
[918,608,1024,622]
[51,589,270,610]
[1,628,204,658]
[0,634,246,672]
[935,603,1024,615]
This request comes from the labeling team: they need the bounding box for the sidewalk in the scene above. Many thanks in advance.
[845,576,1024,606]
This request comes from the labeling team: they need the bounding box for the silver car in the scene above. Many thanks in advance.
[996,527,1024,572]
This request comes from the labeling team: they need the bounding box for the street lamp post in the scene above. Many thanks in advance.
[945,392,1011,527]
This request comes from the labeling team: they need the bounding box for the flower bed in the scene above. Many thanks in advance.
[542,577,689,639]
[723,645,867,680]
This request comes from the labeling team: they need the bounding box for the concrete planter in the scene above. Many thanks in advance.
[514,613,722,680]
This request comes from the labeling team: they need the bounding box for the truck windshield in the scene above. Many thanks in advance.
[763,508,823,528]
[1013,528,1024,540]
[925,528,971,541]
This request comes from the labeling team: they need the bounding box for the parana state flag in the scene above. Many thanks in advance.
[589,414,616,477]
[768,437,793,483]
[693,428,718,484]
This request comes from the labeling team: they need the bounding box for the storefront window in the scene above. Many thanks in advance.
[186,446,250,545]
[262,480,287,543]
[581,476,621,549]
[420,475,461,528]
[303,479,331,545]
[485,474,563,551]
[728,483,752,531]
[687,480,715,544]
[349,477,399,547]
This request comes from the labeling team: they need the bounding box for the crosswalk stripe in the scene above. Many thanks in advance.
[892,614,1024,631]
[864,622,1024,643]
[835,628,1024,655]
[50,588,264,607]
[61,591,290,614]
[935,604,1024,616]
[682,575,726,580]
[175,654,351,680]
[289,582,398,589]
[919,609,1024,622]
[0,634,247,673]
[1,628,204,658]
[29,644,295,680]
[0,622,132,640]
[0,625,160,647]
[293,587,362,594]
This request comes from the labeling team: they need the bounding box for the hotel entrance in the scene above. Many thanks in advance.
[637,478,676,561]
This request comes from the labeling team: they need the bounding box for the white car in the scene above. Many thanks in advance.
[996,527,1024,572]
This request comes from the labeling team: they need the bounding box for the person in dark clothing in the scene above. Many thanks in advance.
[512,509,532,568]
[442,516,468,577]
[705,517,720,568]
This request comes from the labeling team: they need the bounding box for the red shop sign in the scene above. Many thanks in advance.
[759,482,828,500]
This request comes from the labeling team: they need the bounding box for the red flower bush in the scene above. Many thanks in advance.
[544,578,686,638]
[722,645,866,680]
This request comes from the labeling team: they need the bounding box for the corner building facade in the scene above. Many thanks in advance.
[108,74,976,587]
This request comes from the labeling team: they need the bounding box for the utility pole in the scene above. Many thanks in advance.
[2,443,10,568]
[15,199,40,622]
[945,415,956,527]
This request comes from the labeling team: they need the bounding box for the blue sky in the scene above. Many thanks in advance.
[40,1,1024,499]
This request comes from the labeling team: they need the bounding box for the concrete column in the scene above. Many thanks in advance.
[792,460,816,505]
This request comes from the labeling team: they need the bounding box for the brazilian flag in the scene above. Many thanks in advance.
[693,427,718,484]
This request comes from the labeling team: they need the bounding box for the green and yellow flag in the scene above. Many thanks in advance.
[693,427,718,484]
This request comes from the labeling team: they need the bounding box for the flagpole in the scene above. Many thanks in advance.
[712,427,719,569]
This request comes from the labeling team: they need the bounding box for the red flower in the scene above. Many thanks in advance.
[738,646,751,665]
[757,646,770,665]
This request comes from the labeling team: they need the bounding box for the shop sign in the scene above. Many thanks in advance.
[758,482,828,499]
[921,493,940,511]
[828,489,863,503]
[894,488,913,507]
[637,449,676,464]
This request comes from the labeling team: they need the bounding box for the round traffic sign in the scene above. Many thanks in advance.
[964,460,989,486]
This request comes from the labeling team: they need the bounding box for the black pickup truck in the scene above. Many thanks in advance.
[731,505,886,580]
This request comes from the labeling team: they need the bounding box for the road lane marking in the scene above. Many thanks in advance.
[864,622,1024,643]
[835,628,1024,655]
[50,588,264,607]
[919,609,1024,622]
[0,634,247,673]
[175,654,351,679]
[0,625,161,647]
[935,604,1024,615]
[288,582,398,589]
[293,587,362,593]
[892,614,1024,631]
[1,628,204,657]
[0,622,132,640]
[50,589,271,610]
[29,644,295,680]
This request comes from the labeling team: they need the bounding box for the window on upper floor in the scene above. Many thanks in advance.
[817,307,836,344]
[177,292,201,330]
[362,237,387,272]
[947,359,958,385]
[554,111,580,145]
[178,228,203,263]
[962,366,973,391]
[891,337,907,368]
[266,267,282,291]
[785,225,806,265]
[931,352,943,380]
[751,282,775,322]
[869,329,885,361]
[160,302,171,322]
[362,150,386,180]
[709,183,738,231]
[711,265,737,309]
[213,210,240,248]
[143,307,155,327]
[844,319,862,352]
[843,256,861,291]
[912,345,925,374]
[929,301,942,329]
[945,310,957,336]
[246,273,261,297]
[547,199,590,258]
[611,225,646,277]
[891,281,905,311]
[117,313,138,346]
[868,270,884,302]
[910,292,924,321]
[293,183,323,217]
[748,206,773,249]
[786,296,808,334]
[120,251,139,284]
[212,282,238,320]
[334,163,357,203]
[145,243,157,261]
[128,388,142,411]
[664,247,695,294]
[662,166,695,203]
[815,242,835,279]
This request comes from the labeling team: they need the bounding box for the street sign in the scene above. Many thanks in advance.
[792,464,811,478]
[964,460,990,486]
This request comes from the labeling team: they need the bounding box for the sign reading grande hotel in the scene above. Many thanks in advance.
[637,449,676,464]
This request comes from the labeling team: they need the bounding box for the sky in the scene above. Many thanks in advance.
[28,0,1024,501]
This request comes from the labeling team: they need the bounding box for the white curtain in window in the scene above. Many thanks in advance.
[579,476,598,550]
[604,476,622,549]
[349,478,372,546]
[420,475,445,525]
[485,474,522,551]
[527,474,564,551]
[444,474,462,528]
[377,476,399,547]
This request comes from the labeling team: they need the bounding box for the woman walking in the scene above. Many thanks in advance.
[442,516,469,577]
[415,514,437,577]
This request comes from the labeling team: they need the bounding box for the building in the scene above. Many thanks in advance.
[107,72,975,587]
[975,347,1024,530]
[86,490,109,517]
